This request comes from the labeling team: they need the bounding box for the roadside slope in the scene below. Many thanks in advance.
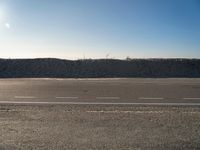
[0,58,200,78]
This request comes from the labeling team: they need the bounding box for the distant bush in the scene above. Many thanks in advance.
[0,58,199,78]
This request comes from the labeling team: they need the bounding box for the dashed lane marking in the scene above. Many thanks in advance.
[183,98,200,100]
[96,97,120,100]
[56,97,79,99]
[14,96,35,99]
[139,97,164,100]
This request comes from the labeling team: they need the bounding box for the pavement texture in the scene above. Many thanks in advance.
[0,78,200,104]
[0,78,200,149]
[0,104,200,150]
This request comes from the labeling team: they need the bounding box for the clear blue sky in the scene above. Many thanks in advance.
[0,0,200,59]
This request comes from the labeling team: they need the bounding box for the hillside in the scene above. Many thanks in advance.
[0,58,200,78]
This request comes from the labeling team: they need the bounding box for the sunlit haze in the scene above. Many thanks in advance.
[0,0,200,59]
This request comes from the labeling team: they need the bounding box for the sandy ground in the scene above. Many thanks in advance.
[0,104,200,150]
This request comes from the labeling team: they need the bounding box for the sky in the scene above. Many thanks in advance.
[0,0,200,59]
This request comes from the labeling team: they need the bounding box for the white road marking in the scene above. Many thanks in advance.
[0,109,199,114]
[14,96,35,99]
[183,98,200,100]
[139,97,164,100]
[96,97,120,100]
[87,110,171,114]
[43,78,122,81]
[86,110,200,114]
[0,101,200,106]
[56,97,79,99]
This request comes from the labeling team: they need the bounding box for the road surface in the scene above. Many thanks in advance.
[0,78,200,105]
[1,78,200,149]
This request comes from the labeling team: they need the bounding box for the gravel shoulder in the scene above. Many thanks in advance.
[0,104,200,150]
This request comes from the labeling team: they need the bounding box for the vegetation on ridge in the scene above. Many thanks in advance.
[0,58,199,78]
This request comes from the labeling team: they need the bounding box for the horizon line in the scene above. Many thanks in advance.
[0,57,200,60]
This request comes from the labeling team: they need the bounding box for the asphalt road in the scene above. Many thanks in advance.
[1,78,200,149]
[0,78,200,105]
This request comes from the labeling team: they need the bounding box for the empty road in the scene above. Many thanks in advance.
[0,78,200,105]
[1,78,200,149]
